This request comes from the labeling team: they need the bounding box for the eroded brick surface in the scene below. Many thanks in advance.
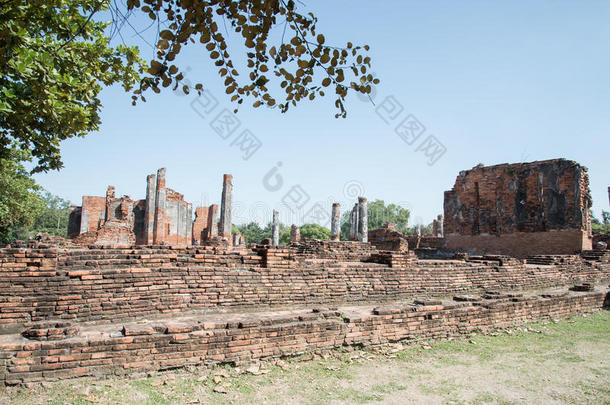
[0,288,606,386]
[444,159,593,257]
[69,169,193,247]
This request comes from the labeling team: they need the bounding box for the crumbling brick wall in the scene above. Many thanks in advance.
[0,246,607,330]
[191,205,219,244]
[444,159,593,257]
[368,223,409,251]
[69,169,193,247]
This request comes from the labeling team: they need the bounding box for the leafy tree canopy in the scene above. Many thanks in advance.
[235,222,267,245]
[340,200,410,240]
[235,221,287,245]
[0,149,45,242]
[299,223,330,240]
[1,0,142,172]
[592,211,610,234]
[1,0,378,172]
[131,0,378,117]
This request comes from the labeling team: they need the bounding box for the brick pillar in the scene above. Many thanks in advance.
[349,203,359,241]
[144,174,156,245]
[358,197,368,243]
[206,204,219,239]
[186,203,193,244]
[153,168,167,245]
[331,203,341,241]
[272,210,279,246]
[232,233,244,247]
[79,197,89,234]
[192,206,208,244]
[437,214,444,237]
[105,186,115,222]
[219,174,233,239]
[290,224,300,243]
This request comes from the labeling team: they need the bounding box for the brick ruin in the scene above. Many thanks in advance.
[444,159,593,257]
[0,159,608,386]
[68,169,239,248]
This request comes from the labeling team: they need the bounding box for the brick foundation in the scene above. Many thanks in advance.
[1,242,608,386]
[0,288,607,386]
[446,229,592,258]
[0,246,608,329]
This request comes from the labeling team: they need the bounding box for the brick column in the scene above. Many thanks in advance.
[331,203,341,241]
[153,168,167,245]
[290,224,300,243]
[79,197,89,234]
[104,186,115,222]
[206,204,219,239]
[358,197,368,243]
[349,203,359,241]
[437,214,444,237]
[144,174,156,245]
[272,210,279,246]
[219,174,233,239]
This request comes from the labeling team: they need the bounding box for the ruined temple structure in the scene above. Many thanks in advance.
[68,169,240,247]
[68,168,193,246]
[0,159,607,386]
[444,159,593,257]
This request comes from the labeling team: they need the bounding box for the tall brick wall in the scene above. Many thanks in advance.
[79,196,106,234]
[192,205,220,244]
[444,159,593,257]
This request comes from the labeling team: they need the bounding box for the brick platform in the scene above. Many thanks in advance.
[0,287,607,386]
[0,246,609,330]
[1,244,609,386]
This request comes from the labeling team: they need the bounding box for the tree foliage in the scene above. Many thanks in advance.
[30,192,71,238]
[592,211,610,234]
[280,223,330,243]
[130,0,378,117]
[0,0,142,172]
[299,223,330,240]
[1,1,377,172]
[235,222,267,244]
[235,221,287,245]
[0,150,45,242]
[340,200,410,240]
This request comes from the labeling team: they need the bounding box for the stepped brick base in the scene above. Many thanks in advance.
[0,287,607,386]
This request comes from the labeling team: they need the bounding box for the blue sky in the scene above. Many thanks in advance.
[33,0,610,227]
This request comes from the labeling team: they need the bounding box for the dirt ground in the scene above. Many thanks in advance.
[1,310,608,405]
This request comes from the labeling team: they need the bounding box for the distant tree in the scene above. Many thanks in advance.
[0,149,45,243]
[279,226,292,245]
[235,222,267,245]
[299,223,330,240]
[29,192,71,238]
[592,211,610,234]
[264,222,287,244]
[405,222,433,236]
[340,200,410,240]
[236,221,288,245]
